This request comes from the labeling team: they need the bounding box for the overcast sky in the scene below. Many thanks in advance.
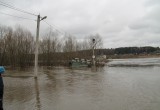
[0,0,160,48]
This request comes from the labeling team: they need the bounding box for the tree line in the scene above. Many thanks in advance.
[1,24,159,67]
[0,25,103,67]
[114,47,159,55]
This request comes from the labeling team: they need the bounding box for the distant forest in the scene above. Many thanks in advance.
[96,46,160,55]
[0,25,159,67]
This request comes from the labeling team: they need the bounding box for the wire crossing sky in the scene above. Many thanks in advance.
[0,11,36,21]
[0,0,77,39]
[0,1,37,16]
[0,0,160,48]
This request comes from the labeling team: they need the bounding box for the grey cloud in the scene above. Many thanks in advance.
[1,0,160,48]
[129,3,160,34]
[145,0,160,7]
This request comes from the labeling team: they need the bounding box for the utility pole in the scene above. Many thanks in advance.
[34,14,47,78]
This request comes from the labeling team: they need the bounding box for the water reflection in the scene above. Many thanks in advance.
[41,67,106,110]
[34,77,41,110]
[3,58,160,110]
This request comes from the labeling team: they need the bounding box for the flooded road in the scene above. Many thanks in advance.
[3,58,160,110]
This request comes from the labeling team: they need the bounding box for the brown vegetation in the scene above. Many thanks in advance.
[0,25,103,67]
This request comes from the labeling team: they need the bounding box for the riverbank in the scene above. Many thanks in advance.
[106,54,160,59]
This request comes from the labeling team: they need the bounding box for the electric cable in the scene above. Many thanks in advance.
[43,20,65,34]
[0,1,37,16]
[0,11,36,21]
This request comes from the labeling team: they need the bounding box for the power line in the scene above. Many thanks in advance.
[43,20,65,34]
[0,1,37,16]
[43,20,77,38]
[0,1,74,34]
[0,1,75,37]
[0,3,37,16]
[0,11,36,21]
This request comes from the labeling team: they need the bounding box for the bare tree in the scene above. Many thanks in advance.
[87,33,103,49]
[39,29,60,65]
[0,24,104,67]
[0,25,34,67]
[0,25,12,65]
[63,34,77,52]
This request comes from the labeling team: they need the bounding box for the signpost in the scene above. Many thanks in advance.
[92,38,95,66]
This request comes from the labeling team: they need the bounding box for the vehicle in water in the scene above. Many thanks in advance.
[69,58,91,67]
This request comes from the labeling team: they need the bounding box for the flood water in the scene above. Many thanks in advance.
[3,58,160,110]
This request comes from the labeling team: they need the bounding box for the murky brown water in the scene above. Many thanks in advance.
[3,58,160,110]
